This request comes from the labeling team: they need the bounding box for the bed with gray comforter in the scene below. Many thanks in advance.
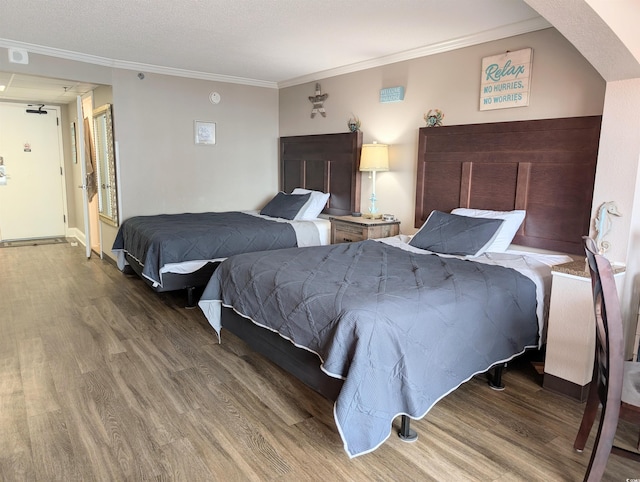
[199,238,543,458]
[112,211,301,287]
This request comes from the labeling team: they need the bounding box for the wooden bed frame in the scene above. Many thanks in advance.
[124,131,363,304]
[220,116,603,443]
[415,116,602,255]
[280,131,362,216]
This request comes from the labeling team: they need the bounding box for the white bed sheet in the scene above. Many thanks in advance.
[377,235,572,345]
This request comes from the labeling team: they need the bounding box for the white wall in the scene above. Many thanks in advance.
[589,80,640,354]
[524,0,640,357]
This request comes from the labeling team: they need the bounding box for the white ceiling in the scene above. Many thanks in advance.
[0,0,550,104]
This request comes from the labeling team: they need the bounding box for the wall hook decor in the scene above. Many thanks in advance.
[309,83,328,118]
[594,201,622,254]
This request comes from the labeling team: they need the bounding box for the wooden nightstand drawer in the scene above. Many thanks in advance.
[333,225,366,243]
[330,216,400,244]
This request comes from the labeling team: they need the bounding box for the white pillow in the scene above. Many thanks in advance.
[450,208,526,252]
[292,188,330,220]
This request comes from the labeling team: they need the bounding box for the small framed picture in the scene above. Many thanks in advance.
[194,120,216,145]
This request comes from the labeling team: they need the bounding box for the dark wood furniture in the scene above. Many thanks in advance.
[280,131,362,216]
[330,215,400,244]
[123,131,363,304]
[573,237,640,481]
[220,116,604,444]
[415,116,602,255]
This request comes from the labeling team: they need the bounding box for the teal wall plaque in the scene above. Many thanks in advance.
[379,86,405,103]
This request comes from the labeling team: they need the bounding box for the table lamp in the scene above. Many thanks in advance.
[359,142,389,218]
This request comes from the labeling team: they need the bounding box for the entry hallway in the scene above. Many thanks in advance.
[1,242,638,480]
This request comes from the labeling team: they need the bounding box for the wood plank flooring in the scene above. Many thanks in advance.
[1,242,639,481]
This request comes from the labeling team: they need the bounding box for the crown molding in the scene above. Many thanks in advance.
[0,16,551,91]
[278,17,552,88]
[0,38,278,89]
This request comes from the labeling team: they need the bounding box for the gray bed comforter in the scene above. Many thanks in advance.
[112,212,298,286]
[198,240,538,457]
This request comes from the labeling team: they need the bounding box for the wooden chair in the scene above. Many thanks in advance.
[573,237,640,481]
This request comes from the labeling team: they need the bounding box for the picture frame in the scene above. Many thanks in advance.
[194,120,216,145]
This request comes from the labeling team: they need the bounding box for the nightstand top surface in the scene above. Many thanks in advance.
[330,215,399,226]
[552,259,625,278]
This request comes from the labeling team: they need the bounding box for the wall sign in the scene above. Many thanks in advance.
[379,86,405,103]
[480,48,532,111]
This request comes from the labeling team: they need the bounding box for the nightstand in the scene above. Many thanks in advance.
[543,259,625,401]
[330,215,400,244]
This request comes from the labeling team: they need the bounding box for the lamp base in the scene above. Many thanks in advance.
[363,213,383,219]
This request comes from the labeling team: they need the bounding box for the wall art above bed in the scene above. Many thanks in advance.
[480,48,532,111]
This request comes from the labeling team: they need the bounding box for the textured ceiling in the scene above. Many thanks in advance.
[0,0,547,90]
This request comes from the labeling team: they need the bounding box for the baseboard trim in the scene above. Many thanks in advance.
[543,373,590,402]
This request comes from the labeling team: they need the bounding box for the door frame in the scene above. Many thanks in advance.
[54,104,70,239]
[76,95,94,259]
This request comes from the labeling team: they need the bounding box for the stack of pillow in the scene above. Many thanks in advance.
[259,188,330,220]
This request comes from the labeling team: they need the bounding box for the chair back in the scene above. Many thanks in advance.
[583,237,625,477]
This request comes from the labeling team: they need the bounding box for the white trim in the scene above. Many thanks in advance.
[66,227,86,246]
[0,38,278,89]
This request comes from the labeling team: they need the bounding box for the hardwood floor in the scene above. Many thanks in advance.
[1,242,638,481]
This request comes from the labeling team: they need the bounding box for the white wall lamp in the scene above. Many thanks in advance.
[359,142,389,219]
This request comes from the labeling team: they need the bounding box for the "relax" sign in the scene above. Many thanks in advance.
[480,48,532,111]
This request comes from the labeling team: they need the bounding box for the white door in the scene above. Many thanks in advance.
[0,103,65,241]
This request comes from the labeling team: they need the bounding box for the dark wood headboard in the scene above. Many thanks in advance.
[280,132,362,216]
[415,116,602,255]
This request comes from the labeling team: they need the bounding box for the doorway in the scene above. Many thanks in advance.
[0,103,66,241]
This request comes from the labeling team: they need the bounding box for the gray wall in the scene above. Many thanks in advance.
[279,28,606,233]
[105,70,279,257]
[0,48,279,261]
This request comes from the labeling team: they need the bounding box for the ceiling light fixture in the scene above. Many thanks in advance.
[0,85,5,92]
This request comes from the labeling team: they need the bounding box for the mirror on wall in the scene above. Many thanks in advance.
[92,103,118,226]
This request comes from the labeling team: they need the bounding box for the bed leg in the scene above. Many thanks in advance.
[488,363,506,391]
[397,415,418,443]
[185,287,197,309]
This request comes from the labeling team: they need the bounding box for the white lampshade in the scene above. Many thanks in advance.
[359,143,389,172]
